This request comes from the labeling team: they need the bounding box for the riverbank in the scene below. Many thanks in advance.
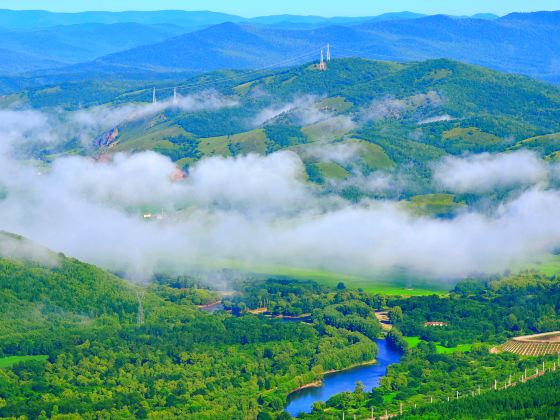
[267,313,312,320]
[375,311,393,331]
[289,359,378,395]
[290,380,323,393]
[196,300,221,310]
[322,359,378,375]
[286,339,402,416]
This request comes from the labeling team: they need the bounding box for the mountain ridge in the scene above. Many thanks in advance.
[6,10,558,88]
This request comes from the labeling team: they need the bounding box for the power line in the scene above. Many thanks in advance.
[124,46,330,100]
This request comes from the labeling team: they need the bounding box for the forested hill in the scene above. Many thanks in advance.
[0,233,381,418]
[16,57,560,203]
[0,231,142,354]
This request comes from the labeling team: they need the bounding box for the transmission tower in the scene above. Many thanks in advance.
[136,290,145,325]
[152,88,157,104]
[319,48,326,71]
[326,43,331,62]
[173,87,178,105]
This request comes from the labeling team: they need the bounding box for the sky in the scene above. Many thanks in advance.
[1,0,558,17]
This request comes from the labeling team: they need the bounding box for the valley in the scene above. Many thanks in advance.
[1,5,560,419]
[1,236,560,418]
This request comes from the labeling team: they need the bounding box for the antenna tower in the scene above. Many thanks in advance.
[136,290,145,325]
[152,88,157,104]
[173,87,178,105]
[326,43,331,62]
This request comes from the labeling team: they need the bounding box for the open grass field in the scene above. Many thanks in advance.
[313,161,350,180]
[404,336,472,354]
[0,355,48,368]
[242,265,447,296]
[301,117,354,142]
[517,254,560,276]
[406,194,466,217]
[195,258,448,296]
[198,129,269,157]
[346,138,395,171]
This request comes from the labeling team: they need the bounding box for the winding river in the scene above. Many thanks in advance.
[285,339,402,417]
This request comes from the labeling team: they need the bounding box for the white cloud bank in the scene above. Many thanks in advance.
[433,151,548,193]
[0,91,238,154]
[2,108,560,283]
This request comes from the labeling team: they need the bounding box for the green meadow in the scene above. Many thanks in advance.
[0,355,48,369]
[404,336,473,354]
[521,254,560,276]
[193,258,448,296]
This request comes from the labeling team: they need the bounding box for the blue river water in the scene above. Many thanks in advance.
[285,338,402,417]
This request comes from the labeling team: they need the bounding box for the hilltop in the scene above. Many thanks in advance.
[0,231,143,353]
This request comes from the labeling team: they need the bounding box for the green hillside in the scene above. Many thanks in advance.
[8,57,560,209]
[78,61,560,167]
[0,232,143,355]
[0,233,384,419]
[400,368,560,419]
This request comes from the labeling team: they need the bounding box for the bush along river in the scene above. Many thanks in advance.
[285,338,402,417]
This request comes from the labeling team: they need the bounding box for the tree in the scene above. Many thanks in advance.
[389,306,403,323]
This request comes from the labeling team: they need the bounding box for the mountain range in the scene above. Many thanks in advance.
[0,10,557,91]
[86,11,560,83]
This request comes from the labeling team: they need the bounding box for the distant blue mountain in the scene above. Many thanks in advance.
[63,11,560,83]
[470,13,500,20]
[0,9,242,29]
[1,10,559,86]
[499,10,560,25]
[247,12,425,28]
[0,23,189,67]
[0,47,63,73]
[0,9,427,31]
[0,9,427,73]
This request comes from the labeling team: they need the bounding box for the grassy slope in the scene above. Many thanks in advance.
[520,254,560,276]
[197,128,269,157]
[191,258,447,295]
[404,336,473,354]
[406,194,466,217]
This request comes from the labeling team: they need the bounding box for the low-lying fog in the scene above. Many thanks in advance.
[1,96,560,283]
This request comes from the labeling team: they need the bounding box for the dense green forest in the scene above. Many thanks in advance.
[0,237,382,419]
[2,233,560,418]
